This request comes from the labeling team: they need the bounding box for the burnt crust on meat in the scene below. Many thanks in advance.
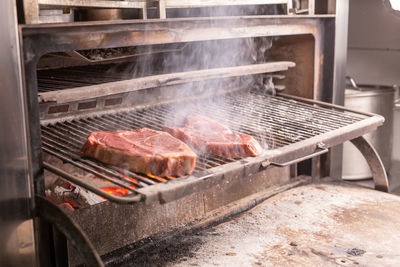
[81,128,197,177]
[163,115,263,158]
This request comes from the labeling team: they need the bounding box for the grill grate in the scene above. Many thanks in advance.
[41,90,372,203]
[37,65,130,92]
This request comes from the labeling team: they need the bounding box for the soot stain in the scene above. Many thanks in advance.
[346,248,366,257]
[103,210,249,267]
[104,232,206,267]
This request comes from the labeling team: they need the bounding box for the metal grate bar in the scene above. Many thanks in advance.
[42,146,141,194]
[42,133,149,188]
[37,66,128,92]
[43,124,159,185]
[42,136,150,188]
[42,90,378,203]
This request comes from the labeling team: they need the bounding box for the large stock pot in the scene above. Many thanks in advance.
[342,77,396,180]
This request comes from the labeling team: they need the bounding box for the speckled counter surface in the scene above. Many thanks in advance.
[115,181,400,266]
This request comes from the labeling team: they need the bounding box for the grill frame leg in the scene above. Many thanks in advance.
[350,136,389,192]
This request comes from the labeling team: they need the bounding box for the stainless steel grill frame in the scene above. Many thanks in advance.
[41,90,384,204]
[21,16,336,198]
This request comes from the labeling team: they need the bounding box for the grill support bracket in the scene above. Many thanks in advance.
[350,136,389,192]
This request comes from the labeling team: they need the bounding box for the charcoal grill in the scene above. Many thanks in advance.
[2,1,394,266]
[41,90,386,204]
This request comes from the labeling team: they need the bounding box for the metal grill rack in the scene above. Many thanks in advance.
[42,90,383,204]
[37,65,132,92]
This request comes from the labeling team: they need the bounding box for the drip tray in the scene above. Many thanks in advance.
[41,90,384,204]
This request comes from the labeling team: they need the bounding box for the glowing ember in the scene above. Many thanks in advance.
[58,202,78,210]
[100,187,130,196]
[166,176,176,180]
[121,174,138,184]
[147,173,167,182]
[94,169,138,187]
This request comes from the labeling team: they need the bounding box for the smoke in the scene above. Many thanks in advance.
[102,7,282,153]
[154,34,276,155]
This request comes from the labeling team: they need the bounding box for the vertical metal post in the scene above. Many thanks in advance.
[0,0,37,265]
[23,0,40,23]
[159,0,166,19]
[142,2,148,19]
[311,156,321,183]
[308,0,315,15]
[22,25,50,267]
[330,0,349,179]
[287,0,293,14]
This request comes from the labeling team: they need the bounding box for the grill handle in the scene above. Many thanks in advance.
[268,146,329,167]
[346,76,359,89]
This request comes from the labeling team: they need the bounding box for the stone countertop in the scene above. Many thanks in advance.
[112,181,400,266]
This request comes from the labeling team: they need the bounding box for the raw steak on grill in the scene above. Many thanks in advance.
[163,115,263,158]
[81,128,196,176]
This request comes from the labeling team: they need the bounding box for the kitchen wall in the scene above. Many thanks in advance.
[346,0,400,161]
[347,0,400,88]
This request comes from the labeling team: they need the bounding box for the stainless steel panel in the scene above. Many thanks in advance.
[330,0,349,179]
[392,98,400,161]
[348,0,400,51]
[347,0,400,88]
[0,1,36,266]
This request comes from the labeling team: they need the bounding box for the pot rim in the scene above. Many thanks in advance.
[395,98,400,109]
[345,88,396,98]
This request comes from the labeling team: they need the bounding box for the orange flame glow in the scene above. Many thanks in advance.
[121,174,138,184]
[166,176,176,180]
[57,202,78,210]
[100,187,130,196]
[94,169,137,187]
[147,173,167,182]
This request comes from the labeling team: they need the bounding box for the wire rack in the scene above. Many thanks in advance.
[41,90,372,203]
[37,65,130,92]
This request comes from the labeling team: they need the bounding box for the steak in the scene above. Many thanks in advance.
[163,115,263,158]
[81,128,197,176]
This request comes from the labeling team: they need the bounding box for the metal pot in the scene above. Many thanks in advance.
[342,77,396,180]
[393,98,400,161]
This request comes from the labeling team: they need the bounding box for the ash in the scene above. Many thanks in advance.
[46,178,105,211]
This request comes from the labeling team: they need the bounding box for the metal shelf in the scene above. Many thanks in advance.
[24,0,298,23]
[38,0,146,9]
[38,62,295,104]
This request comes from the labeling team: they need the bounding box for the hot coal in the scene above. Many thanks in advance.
[45,178,105,210]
